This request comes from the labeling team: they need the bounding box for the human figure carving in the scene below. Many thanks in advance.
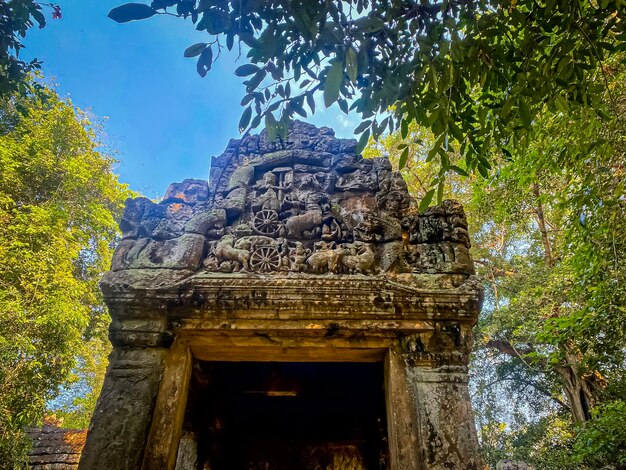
[290,242,310,272]
[253,171,282,212]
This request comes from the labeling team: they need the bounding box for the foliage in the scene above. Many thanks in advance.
[363,55,626,466]
[46,323,110,429]
[464,97,626,466]
[109,0,626,192]
[0,83,130,467]
[573,400,626,466]
[479,414,580,470]
[363,122,471,211]
[0,1,61,96]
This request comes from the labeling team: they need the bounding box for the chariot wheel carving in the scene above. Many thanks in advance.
[253,209,280,236]
[249,246,281,272]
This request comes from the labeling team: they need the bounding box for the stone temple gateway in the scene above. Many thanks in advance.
[79,122,483,469]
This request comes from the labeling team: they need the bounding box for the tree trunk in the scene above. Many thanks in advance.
[554,351,595,424]
[485,339,595,423]
[532,183,554,267]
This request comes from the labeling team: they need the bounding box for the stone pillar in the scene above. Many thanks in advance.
[79,317,172,470]
[79,347,166,469]
[385,349,421,469]
[142,341,192,470]
[387,322,483,470]
[409,364,482,469]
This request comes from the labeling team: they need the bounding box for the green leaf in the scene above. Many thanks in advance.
[354,120,371,134]
[401,119,409,139]
[306,93,315,114]
[518,99,532,128]
[448,121,463,143]
[419,189,435,213]
[265,113,278,141]
[436,181,444,204]
[277,113,290,139]
[353,16,385,33]
[338,99,349,114]
[292,8,317,40]
[184,43,207,58]
[235,64,261,77]
[31,8,46,28]
[346,47,358,84]
[399,147,409,169]
[201,9,231,35]
[501,97,514,118]
[245,69,267,91]
[239,32,260,48]
[427,134,445,162]
[449,165,469,177]
[196,46,213,77]
[323,61,343,108]
[291,99,307,118]
[356,129,370,154]
[239,106,252,132]
[108,3,156,23]
[250,114,262,129]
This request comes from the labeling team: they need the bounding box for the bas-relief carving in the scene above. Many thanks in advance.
[399,321,474,367]
[111,121,474,279]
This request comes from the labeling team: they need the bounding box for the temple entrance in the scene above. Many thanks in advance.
[81,123,484,469]
[180,361,389,469]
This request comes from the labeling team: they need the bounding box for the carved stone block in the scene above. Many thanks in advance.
[113,234,206,271]
[163,179,209,204]
[184,209,226,236]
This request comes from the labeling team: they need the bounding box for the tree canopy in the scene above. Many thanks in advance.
[1,0,624,466]
[109,0,626,196]
[365,55,626,467]
[0,1,61,96]
[0,83,130,467]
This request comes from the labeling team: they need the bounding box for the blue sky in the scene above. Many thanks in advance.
[23,0,359,199]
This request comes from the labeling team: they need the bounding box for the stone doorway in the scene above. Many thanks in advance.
[179,361,389,470]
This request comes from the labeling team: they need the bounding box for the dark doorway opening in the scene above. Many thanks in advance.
[180,361,389,469]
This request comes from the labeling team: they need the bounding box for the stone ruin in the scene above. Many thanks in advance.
[27,425,86,469]
[79,121,483,469]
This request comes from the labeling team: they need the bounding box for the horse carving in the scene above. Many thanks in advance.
[213,235,250,271]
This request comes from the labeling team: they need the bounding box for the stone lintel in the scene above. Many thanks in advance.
[102,273,482,322]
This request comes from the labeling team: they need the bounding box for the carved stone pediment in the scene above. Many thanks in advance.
[110,121,474,282]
